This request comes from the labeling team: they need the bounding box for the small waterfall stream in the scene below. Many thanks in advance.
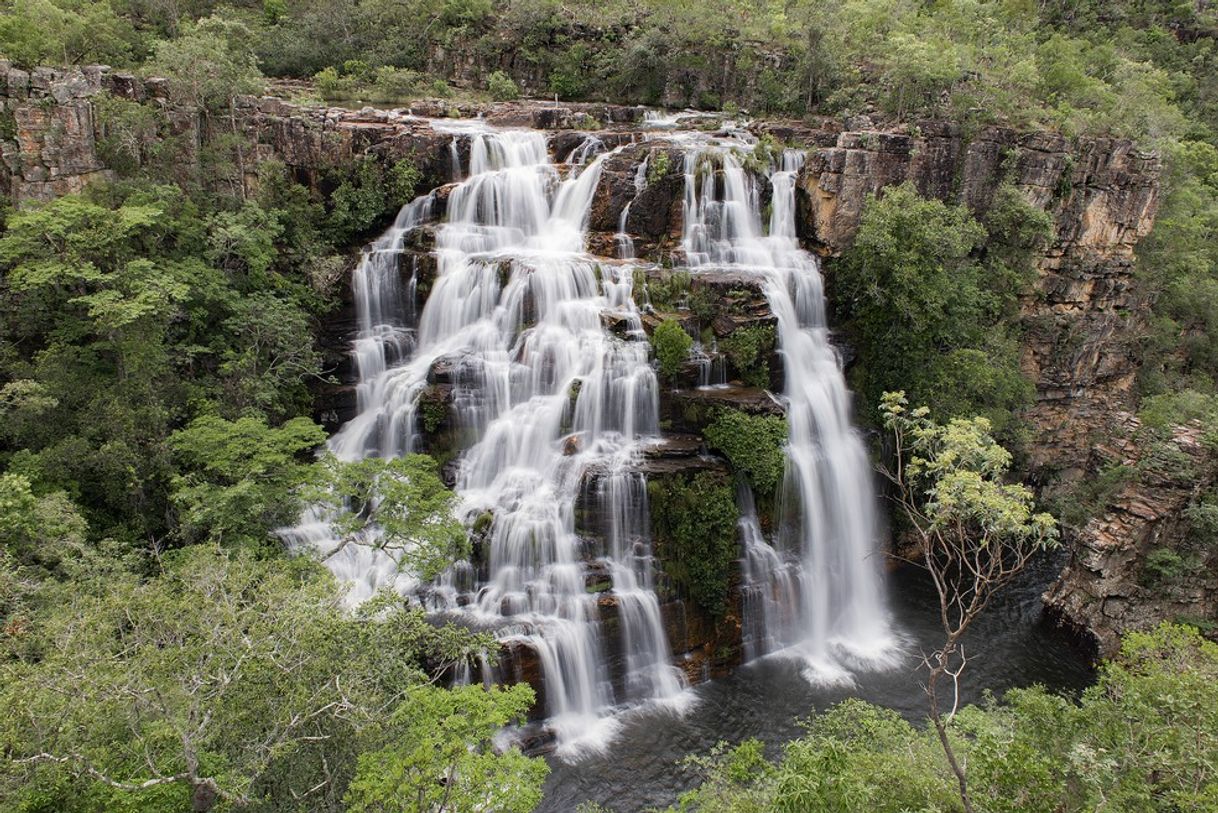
[680,142,896,681]
[288,116,896,756]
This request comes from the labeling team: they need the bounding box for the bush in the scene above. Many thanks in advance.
[647,150,672,185]
[720,325,775,388]
[704,409,788,498]
[487,70,520,101]
[369,66,422,102]
[1142,547,1187,585]
[326,157,421,243]
[647,471,739,617]
[652,319,693,384]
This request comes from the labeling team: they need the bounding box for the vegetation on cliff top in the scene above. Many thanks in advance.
[0,0,1204,144]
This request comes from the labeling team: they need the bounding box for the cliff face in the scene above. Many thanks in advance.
[1044,418,1218,656]
[0,66,1175,664]
[780,119,1160,477]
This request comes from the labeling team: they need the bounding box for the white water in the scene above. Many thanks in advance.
[287,123,688,757]
[680,142,897,682]
[288,117,895,755]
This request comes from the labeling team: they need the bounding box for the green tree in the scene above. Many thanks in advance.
[836,183,1033,433]
[149,15,264,113]
[0,547,495,812]
[315,454,468,580]
[0,183,325,549]
[879,391,1059,813]
[168,414,325,549]
[0,0,143,68]
[344,683,546,813]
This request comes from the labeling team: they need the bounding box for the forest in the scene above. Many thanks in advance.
[1,0,1218,811]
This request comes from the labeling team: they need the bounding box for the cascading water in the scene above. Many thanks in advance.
[289,113,896,761]
[680,141,896,681]
[288,123,688,756]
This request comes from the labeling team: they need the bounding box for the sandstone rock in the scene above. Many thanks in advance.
[1044,415,1218,655]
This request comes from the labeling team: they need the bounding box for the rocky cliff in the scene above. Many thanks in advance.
[1,65,1173,665]
[1044,417,1218,656]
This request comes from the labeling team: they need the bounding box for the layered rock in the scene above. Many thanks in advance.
[1044,416,1218,655]
[786,120,1160,476]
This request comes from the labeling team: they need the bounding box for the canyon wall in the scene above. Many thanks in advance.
[1044,417,1218,656]
[0,65,1175,659]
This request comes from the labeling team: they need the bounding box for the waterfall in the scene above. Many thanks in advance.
[681,143,896,682]
[288,115,896,755]
[614,152,649,260]
[289,123,687,757]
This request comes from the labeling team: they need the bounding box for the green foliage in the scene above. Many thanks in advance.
[419,386,450,434]
[652,319,693,384]
[0,546,496,810]
[344,684,546,813]
[719,325,775,388]
[0,0,144,68]
[315,63,431,102]
[93,93,167,176]
[647,471,739,617]
[703,409,788,498]
[1185,491,1218,548]
[646,270,691,311]
[314,454,468,580]
[168,414,324,549]
[487,70,520,101]
[880,391,1059,551]
[0,471,96,591]
[0,180,328,550]
[1138,141,1218,398]
[1049,462,1136,529]
[326,156,421,244]
[647,150,672,185]
[1142,546,1187,585]
[680,623,1218,813]
[837,183,1034,436]
[149,15,265,112]
[1138,390,1218,447]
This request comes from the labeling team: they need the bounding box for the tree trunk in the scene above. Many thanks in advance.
[928,662,974,813]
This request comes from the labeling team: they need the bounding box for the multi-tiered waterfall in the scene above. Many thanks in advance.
[288,116,894,755]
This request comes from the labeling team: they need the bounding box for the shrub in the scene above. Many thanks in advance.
[720,325,775,388]
[1142,547,1187,585]
[647,471,739,617]
[647,150,672,185]
[652,319,693,384]
[487,70,520,101]
[369,66,422,102]
[704,409,788,498]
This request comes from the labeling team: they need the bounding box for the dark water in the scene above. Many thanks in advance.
[537,552,1094,812]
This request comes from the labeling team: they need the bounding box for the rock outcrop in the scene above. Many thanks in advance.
[1044,416,1218,655]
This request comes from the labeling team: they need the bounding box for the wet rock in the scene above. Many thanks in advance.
[663,386,784,434]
